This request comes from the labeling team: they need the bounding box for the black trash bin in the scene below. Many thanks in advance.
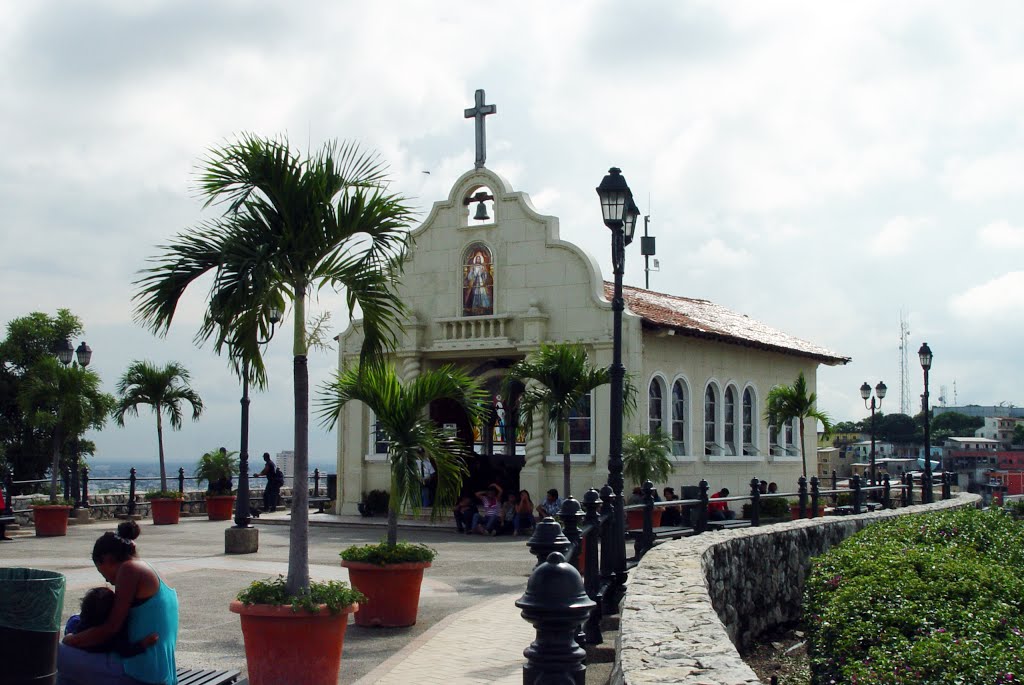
[326,474,337,501]
[0,567,66,685]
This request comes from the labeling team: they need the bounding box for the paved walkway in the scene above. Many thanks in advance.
[1,510,544,684]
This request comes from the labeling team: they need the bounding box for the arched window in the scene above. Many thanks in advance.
[462,243,494,317]
[742,388,756,455]
[556,392,593,456]
[671,380,687,456]
[724,387,736,455]
[649,379,664,436]
[704,385,718,456]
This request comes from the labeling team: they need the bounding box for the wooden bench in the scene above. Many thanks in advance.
[0,514,14,540]
[626,525,695,541]
[308,496,330,513]
[706,519,752,531]
[176,668,246,684]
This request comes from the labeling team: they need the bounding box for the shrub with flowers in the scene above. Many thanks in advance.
[805,508,1024,684]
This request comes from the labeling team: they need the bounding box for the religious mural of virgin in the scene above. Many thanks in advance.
[463,243,494,316]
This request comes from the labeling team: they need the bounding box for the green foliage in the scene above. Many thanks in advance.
[113,360,203,492]
[1014,424,1024,446]
[805,508,1024,685]
[236,575,363,615]
[340,541,437,565]
[1005,499,1024,518]
[742,497,790,520]
[144,490,183,500]
[194,447,238,494]
[622,431,673,487]
[319,363,486,547]
[765,372,833,477]
[363,489,390,515]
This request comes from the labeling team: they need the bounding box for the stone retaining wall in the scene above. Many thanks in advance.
[612,493,981,685]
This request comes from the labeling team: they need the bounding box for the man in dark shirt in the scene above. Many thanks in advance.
[256,452,283,513]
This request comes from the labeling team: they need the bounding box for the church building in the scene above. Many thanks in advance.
[333,92,848,514]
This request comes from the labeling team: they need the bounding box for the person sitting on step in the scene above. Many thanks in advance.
[453,495,477,534]
[514,490,536,536]
[471,483,503,536]
[708,487,736,521]
[661,487,682,526]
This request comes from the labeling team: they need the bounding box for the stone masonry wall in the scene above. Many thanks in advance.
[613,493,981,685]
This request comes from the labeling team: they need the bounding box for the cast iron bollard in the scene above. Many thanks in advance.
[598,484,617,613]
[81,466,90,508]
[749,478,761,527]
[851,474,862,514]
[128,468,137,517]
[178,467,186,512]
[831,470,838,506]
[696,479,709,533]
[581,489,603,645]
[810,476,820,518]
[882,474,891,508]
[558,498,584,564]
[517,551,595,685]
[919,472,927,504]
[637,481,656,556]
[901,473,911,507]
[942,472,951,500]
[798,476,808,519]
[2,472,12,516]
[527,517,572,567]
[313,468,320,497]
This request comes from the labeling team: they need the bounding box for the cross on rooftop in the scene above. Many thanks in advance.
[464,89,496,169]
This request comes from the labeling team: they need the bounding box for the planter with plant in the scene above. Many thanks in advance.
[320,363,487,627]
[230,576,362,685]
[194,447,239,520]
[144,490,183,525]
[30,498,73,537]
[622,431,673,529]
[741,496,791,522]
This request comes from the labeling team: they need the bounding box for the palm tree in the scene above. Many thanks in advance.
[133,134,413,595]
[19,357,115,503]
[622,430,673,488]
[507,343,636,498]
[113,361,204,492]
[764,371,834,478]
[318,363,487,546]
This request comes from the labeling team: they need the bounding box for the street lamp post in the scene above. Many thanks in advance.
[596,167,638,606]
[860,380,887,489]
[919,342,933,504]
[55,339,93,509]
[233,307,282,529]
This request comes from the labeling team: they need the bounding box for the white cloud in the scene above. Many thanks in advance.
[691,238,753,268]
[942,153,1024,201]
[979,220,1024,248]
[949,271,1024,322]
[869,216,929,257]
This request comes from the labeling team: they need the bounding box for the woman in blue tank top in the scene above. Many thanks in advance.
[58,520,179,685]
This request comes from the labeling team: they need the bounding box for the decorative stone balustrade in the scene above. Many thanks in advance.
[433,314,516,350]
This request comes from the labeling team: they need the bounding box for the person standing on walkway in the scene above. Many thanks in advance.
[58,520,179,685]
[256,452,283,513]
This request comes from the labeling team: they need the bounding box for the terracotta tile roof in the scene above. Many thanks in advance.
[604,282,850,365]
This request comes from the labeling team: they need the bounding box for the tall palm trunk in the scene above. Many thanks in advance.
[561,416,571,498]
[287,286,310,596]
[49,426,63,504]
[387,472,399,547]
[156,404,168,491]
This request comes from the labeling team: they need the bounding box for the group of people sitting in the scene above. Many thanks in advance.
[453,484,564,536]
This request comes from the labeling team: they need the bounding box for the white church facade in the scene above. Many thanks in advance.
[332,162,848,514]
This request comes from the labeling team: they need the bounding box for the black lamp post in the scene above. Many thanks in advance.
[234,307,282,528]
[918,342,933,504]
[596,167,638,605]
[860,380,886,488]
[55,340,93,509]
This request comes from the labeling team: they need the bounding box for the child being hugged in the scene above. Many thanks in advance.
[65,586,159,657]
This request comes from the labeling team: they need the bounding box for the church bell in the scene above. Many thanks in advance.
[473,199,491,222]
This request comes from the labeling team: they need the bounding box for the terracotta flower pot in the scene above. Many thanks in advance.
[150,498,181,525]
[790,504,826,520]
[31,505,72,537]
[340,560,431,627]
[205,495,236,521]
[626,507,663,530]
[229,600,357,685]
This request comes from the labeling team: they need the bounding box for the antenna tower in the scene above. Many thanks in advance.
[899,310,911,414]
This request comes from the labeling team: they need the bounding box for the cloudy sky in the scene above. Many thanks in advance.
[3,1,1021,465]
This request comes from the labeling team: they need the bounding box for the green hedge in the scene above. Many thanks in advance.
[805,508,1024,684]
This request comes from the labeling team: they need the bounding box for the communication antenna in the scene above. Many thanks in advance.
[954,380,958,405]
[640,194,656,289]
[939,385,948,407]
[899,309,911,414]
